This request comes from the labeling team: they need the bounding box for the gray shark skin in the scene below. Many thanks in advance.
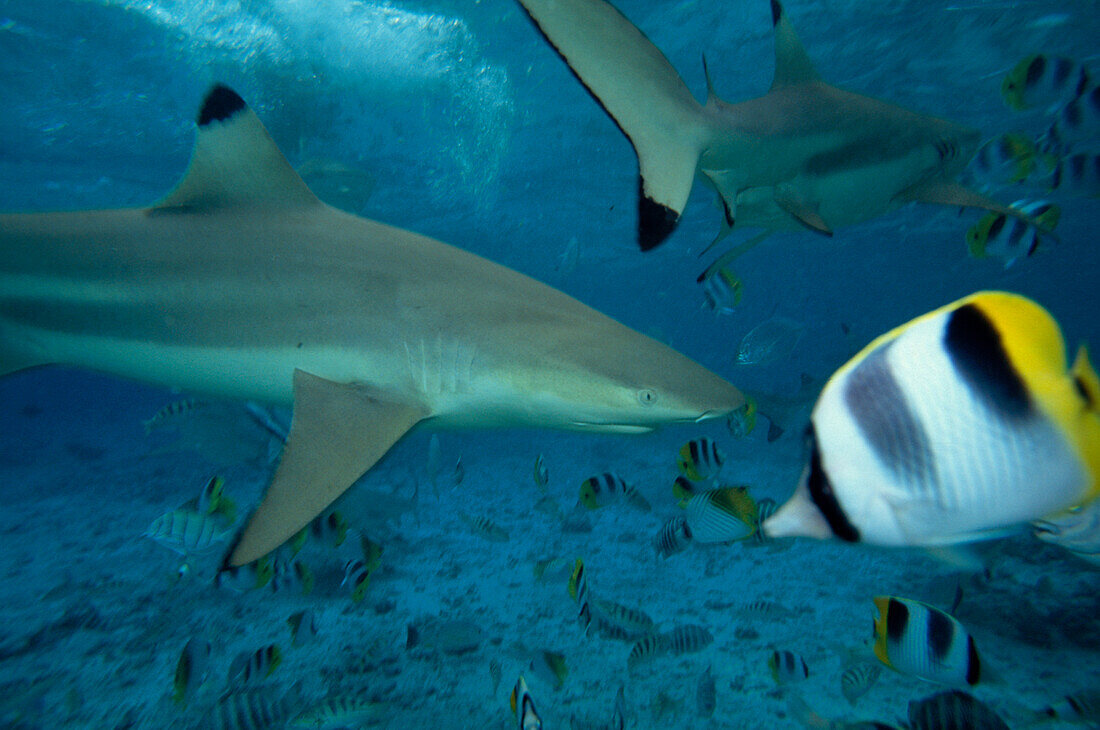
[516,0,1017,251]
[0,85,745,566]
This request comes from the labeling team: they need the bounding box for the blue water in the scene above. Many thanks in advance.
[1,0,1098,728]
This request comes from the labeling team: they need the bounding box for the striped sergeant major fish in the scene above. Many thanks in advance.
[907,690,1009,730]
[1002,54,1091,112]
[764,291,1100,550]
[677,437,725,482]
[144,509,233,556]
[226,644,282,689]
[768,649,809,685]
[578,472,651,512]
[654,516,692,558]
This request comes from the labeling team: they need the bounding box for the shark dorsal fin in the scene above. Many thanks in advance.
[769,0,820,90]
[702,54,720,106]
[152,85,320,212]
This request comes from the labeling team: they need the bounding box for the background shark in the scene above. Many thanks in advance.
[516,0,1025,251]
[0,85,745,567]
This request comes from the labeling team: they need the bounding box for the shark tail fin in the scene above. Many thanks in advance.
[517,0,708,250]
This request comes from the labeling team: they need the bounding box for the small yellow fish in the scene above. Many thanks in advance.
[227,644,281,688]
[677,437,725,482]
[654,516,692,558]
[966,200,1060,268]
[342,559,372,603]
[700,265,743,315]
[460,513,510,542]
[567,558,591,636]
[266,556,314,596]
[1050,152,1100,197]
[172,636,211,705]
[532,556,571,582]
[360,533,383,573]
[510,676,544,729]
[726,396,757,438]
[529,651,568,690]
[768,649,809,685]
[567,558,587,602]
[873,596,983,687]
[144,509,232,556]
[682,486,756,543]
[1002,54,1090,111]
[181,475,238,525]
[579,472,650,511]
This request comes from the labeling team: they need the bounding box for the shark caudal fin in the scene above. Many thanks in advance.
[517,0,708,250]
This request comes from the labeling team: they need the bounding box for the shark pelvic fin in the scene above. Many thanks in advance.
[769,0,821,90]
[516,0,706,250]
[224,369,426,567]
[152,84,321,213]
[774,186,833,235]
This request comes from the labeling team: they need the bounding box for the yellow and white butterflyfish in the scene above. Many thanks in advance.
[682,486,757,543]
[871,596,983,687]
[764,291,1100,548]
[676,437,725,482]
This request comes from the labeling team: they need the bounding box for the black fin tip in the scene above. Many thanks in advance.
[198,84,246,127]
[638,188,679,252]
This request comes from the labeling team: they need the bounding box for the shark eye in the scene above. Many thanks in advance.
[637,388,658,406]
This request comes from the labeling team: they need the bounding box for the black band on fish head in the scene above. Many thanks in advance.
[804,425,861,542]
[945,302,1032,419]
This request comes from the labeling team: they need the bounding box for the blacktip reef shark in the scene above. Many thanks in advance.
[0,85,745,567]
[516,0,1025,253]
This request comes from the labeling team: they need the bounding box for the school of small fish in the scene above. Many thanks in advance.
[12,7,1098,730]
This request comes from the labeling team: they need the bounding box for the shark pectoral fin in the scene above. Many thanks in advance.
[152,84,321,213]
[224,370,426,567]
[516,0,705,251]
[770,0,821,89]
[897,179,1014,217]
[774,187,833,236]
